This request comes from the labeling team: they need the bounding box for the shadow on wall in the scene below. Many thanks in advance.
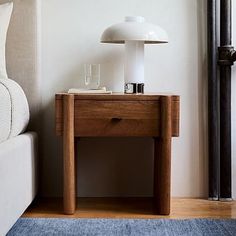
[77,137,154,197]
[197,0,208,196]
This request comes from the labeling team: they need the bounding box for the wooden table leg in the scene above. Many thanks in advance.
[154,96,172,215]
[63,94,76,214]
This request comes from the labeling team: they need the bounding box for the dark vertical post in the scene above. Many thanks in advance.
[219,0,232,200]
[207,0,219,200]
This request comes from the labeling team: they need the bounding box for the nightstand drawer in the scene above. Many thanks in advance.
[74,100,160,137]
[56,95,180,137]
[55,94,180,137]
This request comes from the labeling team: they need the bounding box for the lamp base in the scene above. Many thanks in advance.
[124,83,144,94]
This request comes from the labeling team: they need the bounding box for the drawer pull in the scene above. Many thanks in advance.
[111,117,122,122]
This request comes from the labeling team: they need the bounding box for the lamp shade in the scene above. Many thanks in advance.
[101,16,168,44]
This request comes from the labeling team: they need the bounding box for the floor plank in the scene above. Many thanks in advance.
[23,198,236,219]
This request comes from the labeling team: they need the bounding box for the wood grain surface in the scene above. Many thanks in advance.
[56,93,180,101]
[23,198,236,219]
[63,95,76,214]
[55,94,180,137]
[154,96,172,215]
[55,93,180,215]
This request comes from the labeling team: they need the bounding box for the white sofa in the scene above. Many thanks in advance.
[0,77,38,236]
[0,0,40,235]
[0,133,38,236]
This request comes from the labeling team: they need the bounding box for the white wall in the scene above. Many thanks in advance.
[40,0,209,197]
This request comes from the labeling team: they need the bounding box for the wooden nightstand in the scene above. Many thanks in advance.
[55,93,180,215]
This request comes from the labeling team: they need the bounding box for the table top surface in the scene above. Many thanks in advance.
[56,93,180,101]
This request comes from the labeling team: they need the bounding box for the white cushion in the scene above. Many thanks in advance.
[0,2,13,78]
[0,78,30,143]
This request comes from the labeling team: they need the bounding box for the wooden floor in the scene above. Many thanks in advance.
[23,198,236,219]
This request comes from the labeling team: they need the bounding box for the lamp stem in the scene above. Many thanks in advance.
[125,41,144,84]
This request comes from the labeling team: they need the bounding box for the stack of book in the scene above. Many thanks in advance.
[68,87,112,94]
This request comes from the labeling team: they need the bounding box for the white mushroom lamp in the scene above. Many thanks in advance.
[101,16,168,94]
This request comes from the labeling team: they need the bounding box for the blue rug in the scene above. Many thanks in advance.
[7,218,236,236]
